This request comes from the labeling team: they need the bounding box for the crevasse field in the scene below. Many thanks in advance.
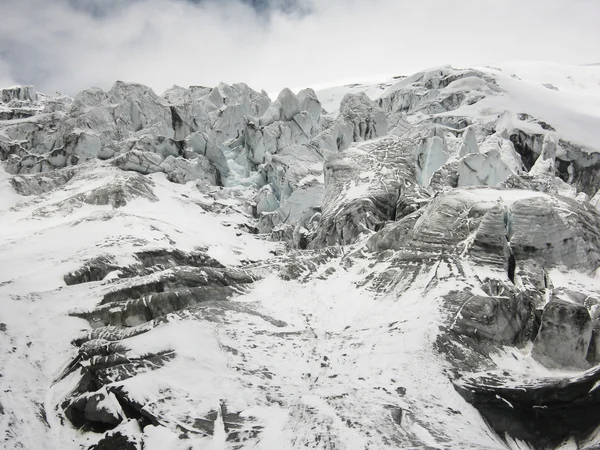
[1,62,600,449]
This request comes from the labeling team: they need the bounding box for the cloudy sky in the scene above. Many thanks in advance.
[0,0,598,95]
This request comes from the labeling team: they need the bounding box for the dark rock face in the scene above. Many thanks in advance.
[510,130,543,171]
[89,432,141,450]
[452,294,535,346]
[69,264,257,328]
[84,392,123,426]
[454,365,600,450]
[64,248,224,286]
[59,251,271,436]
[532,299,593,370]
[64,390,124,431]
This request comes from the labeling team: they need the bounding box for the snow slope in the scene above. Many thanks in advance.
[0,161,503,449]
[317,62,600,152]
[0,163,278,449]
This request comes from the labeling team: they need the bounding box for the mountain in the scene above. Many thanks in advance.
[1,62,600,450]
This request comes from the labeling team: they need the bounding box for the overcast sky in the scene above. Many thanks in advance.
[0,0,598,96]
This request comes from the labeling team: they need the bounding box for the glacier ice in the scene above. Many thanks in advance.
[2,62,600,450]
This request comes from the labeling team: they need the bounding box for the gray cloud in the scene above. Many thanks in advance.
[0,55,16,88]
[0,0,598,96]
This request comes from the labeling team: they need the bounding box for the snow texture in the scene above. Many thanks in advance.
[2,62,600,450]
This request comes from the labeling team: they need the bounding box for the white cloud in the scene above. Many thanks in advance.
[0,56,17,88]
[1,0,599,95]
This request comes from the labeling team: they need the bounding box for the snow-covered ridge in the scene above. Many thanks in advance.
[322,62,600,149]
[2,62,600,449]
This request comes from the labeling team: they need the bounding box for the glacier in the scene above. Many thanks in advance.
[1,62,600,449]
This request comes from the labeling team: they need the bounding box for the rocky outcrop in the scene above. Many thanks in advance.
[309,136,428,248]
[532,297,593,369]
[58,252,281,441]
[452,294,535,346]
[454,365,600,450]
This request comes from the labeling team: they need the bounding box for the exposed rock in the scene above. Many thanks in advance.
[532,298,593,369]
[161,155,219,185]
[452,294,535,345]
[89,431,142,450]
[455,365,600,450]
[84,391,124,426]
